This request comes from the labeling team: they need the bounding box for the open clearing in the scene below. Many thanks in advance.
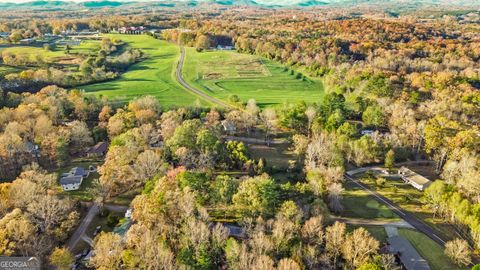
[341,180,399,220]
[81,34,202,107]
[0,45,67,62]
[182,47,325,107]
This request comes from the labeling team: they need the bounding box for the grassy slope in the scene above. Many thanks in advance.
[398,228,465,270]
[0,46,66,62]
[182,47,325,107]
[341,180,399,220]
[81,34,201,107]
[362,176,459,241]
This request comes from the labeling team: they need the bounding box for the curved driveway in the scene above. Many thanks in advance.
[175,47,233,109]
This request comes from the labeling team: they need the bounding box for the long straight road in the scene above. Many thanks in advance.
[344,174,447,246]
[175,47,233,109]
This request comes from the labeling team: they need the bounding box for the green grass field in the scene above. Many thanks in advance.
[182,47,325,107]
[347,224,388,243]
[361,175,460,241]
[68,40,101,56]
[80,34,202,107]
[0,65,21,76]
[341,181,399,220]
[398,228,465,270]
[0,46,67,62]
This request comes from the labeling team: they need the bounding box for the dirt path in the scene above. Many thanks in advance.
[175,47,233,109]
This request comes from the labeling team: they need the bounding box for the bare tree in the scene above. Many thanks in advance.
[325,221,346,268]
[260,108,277,146]
[341,227,379,269]
[327,183,344,213]
[445,238,472,266]
[305,106,317,138]
[133,150,165,181]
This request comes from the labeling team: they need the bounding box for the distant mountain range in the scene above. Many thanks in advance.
[0,0,479,9]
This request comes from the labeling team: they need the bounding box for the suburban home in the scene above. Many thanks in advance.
[87,141,108,157]
[118,26,146,34]
[59,167,89,191]
[399,167,432,191]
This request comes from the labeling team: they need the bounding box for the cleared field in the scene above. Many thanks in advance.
[81,34,202,107]
[341,180,399,220]
[0,46,67,62]
[0,65,20,76]
[68,40,101,56]
[182,47,324,107]
[398,228,465,270]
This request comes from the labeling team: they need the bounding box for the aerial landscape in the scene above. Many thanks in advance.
[0,0,479,269]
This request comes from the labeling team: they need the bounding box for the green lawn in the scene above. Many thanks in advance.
[362,175,460,241]
[341,181,399,220]
[398,228,465,270]
[347,224,388,243]
[0,46,67,62]
[56,159,102,201]
[0,65,20,76]
[81,34,202,107]
[182,47,325,107]
[68,40,101,56]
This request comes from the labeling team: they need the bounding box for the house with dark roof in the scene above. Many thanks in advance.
[59,167,89,191]
[87,142,108,157]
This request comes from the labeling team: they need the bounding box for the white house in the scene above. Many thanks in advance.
[399,167,432,191]
[59,167,89,191]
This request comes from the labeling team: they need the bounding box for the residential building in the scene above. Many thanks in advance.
[59,167,89,191]
[87,142,108,157]
[399,167,432,191]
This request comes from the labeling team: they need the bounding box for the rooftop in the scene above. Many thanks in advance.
[59,176,83,185]
[87,141,108,154]
[399,167,431,186]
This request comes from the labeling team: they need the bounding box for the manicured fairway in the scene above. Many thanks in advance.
[81,34,202,107]
[182,47,324,107]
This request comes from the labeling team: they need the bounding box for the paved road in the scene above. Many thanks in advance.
[225,136,288,145]
[344,174,447,246]
[176,47,233,109]
[333,216,413,228]
[67,204,99,251]
[66,203,129,251]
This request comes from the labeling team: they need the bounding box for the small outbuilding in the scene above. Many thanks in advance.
[399,167,432,191]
